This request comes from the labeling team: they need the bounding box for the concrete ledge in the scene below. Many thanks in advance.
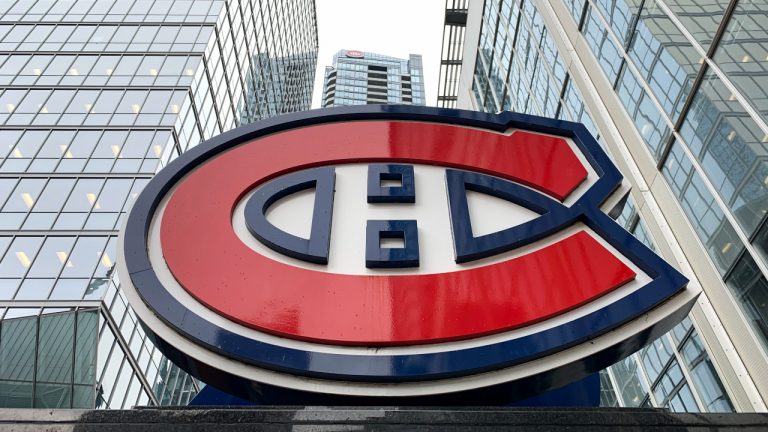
[1,407,767,431]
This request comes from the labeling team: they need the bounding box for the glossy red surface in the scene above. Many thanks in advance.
[160,121,633,345]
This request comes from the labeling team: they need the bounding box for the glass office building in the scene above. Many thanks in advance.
[451,0,768,412]
[322,50,425,107]
[0,0,317,409]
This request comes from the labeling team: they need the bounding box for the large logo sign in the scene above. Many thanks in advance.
[345,50,364,58]
[118,106,696,403]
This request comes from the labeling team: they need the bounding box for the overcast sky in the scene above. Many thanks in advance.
[311,0,445,108]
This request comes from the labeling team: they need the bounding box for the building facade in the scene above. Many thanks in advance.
[450,0,768,412]
[437,0,468,108]
[322,50,425,107]
[0,0,317,409]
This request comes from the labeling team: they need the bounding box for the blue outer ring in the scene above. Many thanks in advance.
[123,105,691,386]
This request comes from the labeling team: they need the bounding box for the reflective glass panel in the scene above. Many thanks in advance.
[611,356,649,406]
[615,65,671,159]
[724,253,768,352]
[678,329,733,412]
[678,70,768,237]
[0,315,36,382]
[664,0,729,51]
[662,141,743,275]
[582,5,624,84]
[626,0,699,123]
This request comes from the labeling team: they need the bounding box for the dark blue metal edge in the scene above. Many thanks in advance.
[244,166,335,264]
[365,220,420,268]
[367,164,416,203]
[122,105,691,389]
[142,292,693,404]
[446,169,577,263]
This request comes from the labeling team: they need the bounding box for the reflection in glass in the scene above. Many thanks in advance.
[0,316,36,382]
[678,71,768,237]
[627,0,699,123]
[610,356,649,406]
[725,254,768,352]
[663,1,728,51]
[599,369,619,406]
[678,327,733,412]
[713,2,768,118]
[0,309,100,408]
[652,361,698,412]
[582,6,624,84]
[640,337,674,379]
[38,312,74,383]
[616,65,671,159]
[592,0,641,45]
[662,141,742,275]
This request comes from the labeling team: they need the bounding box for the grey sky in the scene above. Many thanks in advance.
[311,0,445,108]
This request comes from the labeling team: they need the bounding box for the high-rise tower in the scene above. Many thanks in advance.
[0,0,317,409]
[322,50,425,107]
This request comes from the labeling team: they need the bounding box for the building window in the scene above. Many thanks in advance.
[0,308,97,408]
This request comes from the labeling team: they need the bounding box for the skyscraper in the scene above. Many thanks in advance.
[436,0,468,108]
[0,0,317,409]
[322,50,425,107]
[447,0,768,412]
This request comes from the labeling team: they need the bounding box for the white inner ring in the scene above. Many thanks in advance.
[150,184,652,354]
[228,128,601,276]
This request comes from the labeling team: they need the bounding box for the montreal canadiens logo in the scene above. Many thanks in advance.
[118,106,695,400]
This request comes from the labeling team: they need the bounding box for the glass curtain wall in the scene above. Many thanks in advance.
[0,0,317,409]
[470,0,740,412]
